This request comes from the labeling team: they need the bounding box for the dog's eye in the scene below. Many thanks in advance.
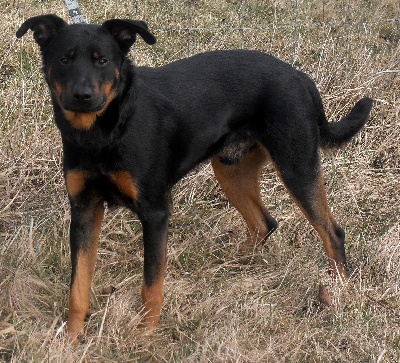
[59,57,70,65]
[98,58,109,66]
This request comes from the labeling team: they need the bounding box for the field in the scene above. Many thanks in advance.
[0,0,399,361]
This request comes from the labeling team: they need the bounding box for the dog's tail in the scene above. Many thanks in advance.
[319,97,374,148]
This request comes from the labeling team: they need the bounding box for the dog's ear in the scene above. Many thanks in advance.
[16,14,67,49]
[102,19,156,54]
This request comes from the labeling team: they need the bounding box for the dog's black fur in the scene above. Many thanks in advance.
[17,14,373,343]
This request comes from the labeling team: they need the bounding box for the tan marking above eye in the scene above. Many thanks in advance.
[67,50,76,58]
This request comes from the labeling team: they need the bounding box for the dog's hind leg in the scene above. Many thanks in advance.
[265,137,349,280]
[211,143,277,254]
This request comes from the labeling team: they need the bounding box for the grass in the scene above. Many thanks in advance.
[1,0,399,361]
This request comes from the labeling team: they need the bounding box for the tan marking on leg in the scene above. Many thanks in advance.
[65,170,91,198]
[67,203,104,343]
[274,166,348,281]
[310,176,348,279]
[212,144,276,253]
[313,223,348,280]
[109,171,139,202]
[140,263,165,330]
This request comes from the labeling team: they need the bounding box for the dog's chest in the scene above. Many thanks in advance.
[65,167,139,209]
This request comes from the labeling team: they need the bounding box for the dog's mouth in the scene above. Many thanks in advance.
[51,81,117,130]
[51,82,113,114]
[59,96,107,114]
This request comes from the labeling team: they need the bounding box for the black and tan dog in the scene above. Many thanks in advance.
[17,14,373,343]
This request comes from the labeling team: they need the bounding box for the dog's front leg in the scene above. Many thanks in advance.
[139,207,170,331]
[66,188,104,343]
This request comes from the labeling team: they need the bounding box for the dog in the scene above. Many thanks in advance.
[17,14,373,343]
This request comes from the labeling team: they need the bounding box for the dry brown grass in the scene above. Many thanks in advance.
[1,1,399,362]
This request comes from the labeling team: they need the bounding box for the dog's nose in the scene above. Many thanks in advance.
[73,86,93,102]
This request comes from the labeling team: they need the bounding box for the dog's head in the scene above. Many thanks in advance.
[16,14,156,130]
